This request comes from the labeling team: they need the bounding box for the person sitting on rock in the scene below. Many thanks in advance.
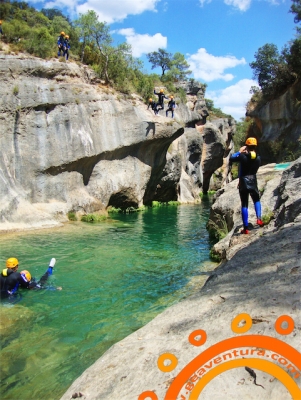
[57,31,65,57]
[229,137,264,234]
[153,88,169,111]
[147,98,159,115]
[166,96,176,118]
[63,35,70,60]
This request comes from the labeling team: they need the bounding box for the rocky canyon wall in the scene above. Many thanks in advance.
[247,80,301,164]
[0,54,235,231]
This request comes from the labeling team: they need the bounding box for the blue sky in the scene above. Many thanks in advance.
[28,0,297,120]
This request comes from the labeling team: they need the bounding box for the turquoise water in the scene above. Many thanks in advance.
[0,203,214,400]
[274,162,291,170]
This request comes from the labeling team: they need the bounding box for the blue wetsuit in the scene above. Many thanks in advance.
[166,99,176,118]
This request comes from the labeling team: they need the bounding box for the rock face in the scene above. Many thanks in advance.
[247,80,301,164]
[0,55,235,231]
[60,158,301,400]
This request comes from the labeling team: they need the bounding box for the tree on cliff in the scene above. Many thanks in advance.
[147,49,191,81]
[162,52,192,82]
[74,10,131,85]
[250,43,297,99]
[146,48,172,76]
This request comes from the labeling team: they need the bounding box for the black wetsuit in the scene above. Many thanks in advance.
[0,270,26,298]
[153,90,169,110]
[166,99,176,117]
[230,150,262,229]
[148,101,159,115]
[0,269,52,299]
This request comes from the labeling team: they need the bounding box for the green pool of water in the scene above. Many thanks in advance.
[274,162,291,170]
[0,203,215,399]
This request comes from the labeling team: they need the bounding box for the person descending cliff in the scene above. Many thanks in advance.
[64,35,70,60]
[153,88,169,111]
[57,31,65,57]
[229,137,264,234]
[166,96,176,118]
[148,98,159,115]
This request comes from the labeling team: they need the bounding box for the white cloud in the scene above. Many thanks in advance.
[76,0,160,23]
[187,48,246,82]
[206,78,257,120]
[199,0,212,6]
[117,28,167,57]
[224,0,251,11]
[200,0,284,12]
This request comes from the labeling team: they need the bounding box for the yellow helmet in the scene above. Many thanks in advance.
[0,20,2,24]
[6,257,19,268]
[21,270,31,283]
[65,35,69,39]
[149,98,152,102]
[60,31,65,36]
[170,96,174,99]
[245,137,257,146]
[160,89,164,93]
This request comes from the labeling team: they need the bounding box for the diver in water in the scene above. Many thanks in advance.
[0,258,59,299]
[229,137,264,234]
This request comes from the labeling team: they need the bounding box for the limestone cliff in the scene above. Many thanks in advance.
[247,80,301,164]
[0,54,234,231]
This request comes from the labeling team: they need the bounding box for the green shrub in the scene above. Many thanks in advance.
[262,209,274,225]
[231,165,239,180]
[81,213,107,223]
[13,86,19,95]
[107,206,122,213]
[209,248,221,263]
[24,26,55,58]
[67,212,77,221]
[199,190,216,198]
[207,213,229,241]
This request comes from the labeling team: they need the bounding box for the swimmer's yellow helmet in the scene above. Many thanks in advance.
[6,258,19,268]
[245,137,257,146]
[60,31,65,36]
[149,98,152,102]
[160,89,164,93]
[170,96,174,99]
[21,270,31,283]
[65,35,69,39]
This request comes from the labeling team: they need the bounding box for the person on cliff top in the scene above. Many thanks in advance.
[153,88,169,111]
[229,137,264,234]
[166,96,176,118]
[57,31,65,57]
[0,257,60,299]
[148,98,159,115]
[63,35,70,61]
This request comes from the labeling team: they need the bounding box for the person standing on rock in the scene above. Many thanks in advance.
[148,98,159,115]
[63,35,70,60]
[166,96,176,118]
[153,88,169,111]
[57,31,65,57]
[230,137,264,234]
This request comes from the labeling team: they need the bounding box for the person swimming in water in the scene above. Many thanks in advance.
[0,258,60,299]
